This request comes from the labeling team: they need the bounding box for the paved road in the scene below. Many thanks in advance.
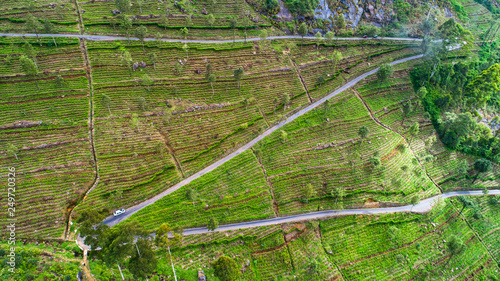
[101,53,424,227]
[0,33,423,44]
[181,189,500,235]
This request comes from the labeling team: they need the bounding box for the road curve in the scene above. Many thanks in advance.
[102,53,424,228]
[181,189,500,236]
[0,33,423,44]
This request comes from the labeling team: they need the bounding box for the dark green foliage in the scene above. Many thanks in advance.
[283,0,319,17]
[213,256,241,281]
[128,238,157,280]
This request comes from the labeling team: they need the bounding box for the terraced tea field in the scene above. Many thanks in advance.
[0,37,95,238]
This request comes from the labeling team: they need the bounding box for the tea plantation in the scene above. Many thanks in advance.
[1,0,500,280]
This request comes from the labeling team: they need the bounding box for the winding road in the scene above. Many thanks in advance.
[100,53,425,228]
[0,33,423,44]
[181,189,500,235]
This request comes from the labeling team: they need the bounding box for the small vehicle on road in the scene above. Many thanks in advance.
[113,209,126,217]
[362,35,368,38]
[373,35,378,38]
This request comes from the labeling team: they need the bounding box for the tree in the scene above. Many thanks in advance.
[163,106,173,124]
[259,29,268,50]
[136,0,144,14]
[408,122,419,145]
[155,223,182,281]
[213,256,241,281]
[54,75,65,88]
[208,14,215,27]
[134,25,148,54]
[160,14,168,30]
[208,74,216,98]
[325,31,334,56]
[335,14,346,35]
[314,31,322,55]
[120,16,133,44]
[155,32,162,48]
[331,50,342,73]
[141,74,152,92]
[175,61,184,76]
[472,158,492,184]
[419,17,435,36]
[19,55,39,91]
[180,27,189,39]
[358,125,369,140]
[445,235,465,266]
[411,195,420,211]
[149,52,158,70]
[330,186,345,205]
[416,86,427,100]
[207,217,219,231]
[130,113,140,131]
[454,159,469,175]
[298,22,308,50]
[376,63,393,92]
[25,14,42,45]
[465,63,500,109]
[77,209,108,254]
[42,19,58,47]
[186,188,197,207]
[228,16,238,45]
[120,50,133,76]
[115,0,131,13]
[457,196,475,216]
[233,67,244,95]
[182,43,189,60]
[128,238,157,280]
[243,16,251,42]
[101,94,112,115]
[23,42,38,69]
[281,93,290,111]
[6,143,19,160]
[401,101,413,125]
[303,183,315,203]
[369,156,381,169]
[280,130,288,143]
[185,16,192,30]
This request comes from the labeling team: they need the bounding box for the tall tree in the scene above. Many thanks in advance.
[19,55,39,91]
[207,217,219,231]
[298,22,308,50]
[445,235,465,266]
[42,20,58,47]
[25,14,42,46]
[335,14,346,35]
[149,52,158,70]
[182,43,189,60]
[233,67,244,95]
[213,256,241,281]
[281,93,290,111]
[325,31,334,57]
[228,16,238,45]
[358,125,370,140]
[472,158,492,184]
[130,113,140,131]
[120,16,133,45]
[376,63,393,92]
[23,42,38,69]
[120,50,133,76]
[208,73,216,98]
[115,0,131,13]
[101,94,112,115]
[465,63,500,109]
[155,32,163,48]
[6,143,19,160]
[302,183,315,203]
[314,31,322,55]
[208,14,215,27]
[180,27,189,39]
[186,188,197,207]
[155,223,182,281]
[135,0,144,14]
[128,238,157,280]
[259,29,268,50]
[134,25,148,54]
[141,74,152,92]
[408,122,419,145]
[160,14,168,30]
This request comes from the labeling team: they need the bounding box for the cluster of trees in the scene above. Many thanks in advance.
[411,16,500,162]
[78,209,241,280]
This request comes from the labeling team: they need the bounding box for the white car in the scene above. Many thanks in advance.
[113,209,126,217]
